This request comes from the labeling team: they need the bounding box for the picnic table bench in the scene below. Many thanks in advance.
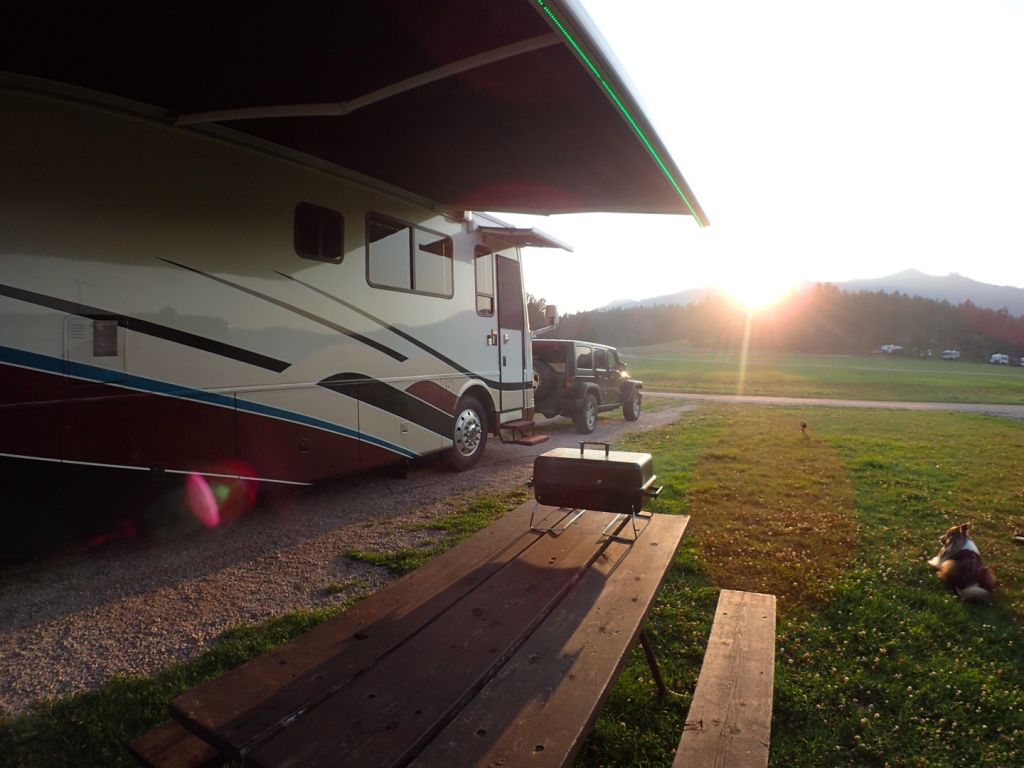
[132,501,691,768]
[674,590,777,768]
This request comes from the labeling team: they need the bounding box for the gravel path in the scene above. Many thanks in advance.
[0,404,694,717]
[647,391,1024,421]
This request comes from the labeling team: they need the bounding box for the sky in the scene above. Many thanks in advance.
[508,0,1024,314]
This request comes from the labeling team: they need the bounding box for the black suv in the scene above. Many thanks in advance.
[531,339,643,434]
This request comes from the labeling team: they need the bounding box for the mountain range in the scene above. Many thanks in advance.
[600,269,1024,316]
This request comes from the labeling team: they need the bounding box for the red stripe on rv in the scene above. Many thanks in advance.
[0,363,395,483]
[405,380,458,415]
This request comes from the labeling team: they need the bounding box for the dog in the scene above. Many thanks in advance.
[928,523,996,603]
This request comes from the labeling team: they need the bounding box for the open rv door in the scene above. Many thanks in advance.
[480,225,571,416]
[495,254,527,415]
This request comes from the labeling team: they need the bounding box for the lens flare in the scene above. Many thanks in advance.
[184,463,259,529]
[185,473,220,528]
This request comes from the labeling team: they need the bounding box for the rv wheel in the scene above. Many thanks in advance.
[443,395,488,470]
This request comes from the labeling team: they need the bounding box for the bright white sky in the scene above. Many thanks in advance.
[508,0,1024,313]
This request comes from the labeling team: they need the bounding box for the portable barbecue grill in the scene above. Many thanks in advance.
[530,442,663,541]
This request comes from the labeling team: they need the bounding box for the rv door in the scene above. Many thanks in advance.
[495,254,526,414]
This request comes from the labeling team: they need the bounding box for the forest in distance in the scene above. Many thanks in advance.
[531,284,1024,362]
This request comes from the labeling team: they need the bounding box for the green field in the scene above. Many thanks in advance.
[581,404,1024,767]
[623,344,1024,404]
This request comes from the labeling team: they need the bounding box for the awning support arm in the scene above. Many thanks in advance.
[174,33,560,127]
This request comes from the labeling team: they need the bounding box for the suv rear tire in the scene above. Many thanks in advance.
[532,360,557,400]
[574,393,598,434]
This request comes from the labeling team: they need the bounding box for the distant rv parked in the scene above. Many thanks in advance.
[880,344,904,354]
[941,350,961,360]
[990,354,1010,365]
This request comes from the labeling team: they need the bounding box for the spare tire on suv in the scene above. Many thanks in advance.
[531,339,643,434]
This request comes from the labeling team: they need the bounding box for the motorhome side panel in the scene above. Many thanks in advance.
[0,88,517,494]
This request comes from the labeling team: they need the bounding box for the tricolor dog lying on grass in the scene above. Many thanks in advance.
[928,523,997,603]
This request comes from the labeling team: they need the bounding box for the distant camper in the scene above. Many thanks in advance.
[941,349,961,360]
[880,344,903,354]
[989,353,1010,365]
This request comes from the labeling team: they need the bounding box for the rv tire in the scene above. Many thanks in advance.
[443,395,488,471]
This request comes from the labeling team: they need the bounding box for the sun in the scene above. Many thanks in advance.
[720,273,797,312]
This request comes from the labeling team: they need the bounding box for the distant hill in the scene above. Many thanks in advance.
[598,269,1024,316]
[600,287,717,310]
[835,269,1024,316]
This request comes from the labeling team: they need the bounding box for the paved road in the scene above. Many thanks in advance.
[647,391,1024,421]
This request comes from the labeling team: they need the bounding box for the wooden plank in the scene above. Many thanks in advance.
[128,720,223,768]
[410,514,690,768]
[171,502,570,758]
[247,508,625,768]
[673,590,777,768]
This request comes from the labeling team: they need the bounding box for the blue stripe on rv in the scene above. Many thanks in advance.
[0,345,419,459]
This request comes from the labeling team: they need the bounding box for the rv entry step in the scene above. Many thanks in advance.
[499,419,549,446]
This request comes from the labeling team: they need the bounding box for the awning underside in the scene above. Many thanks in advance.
[478,227,574,252]
[0,0,707,222]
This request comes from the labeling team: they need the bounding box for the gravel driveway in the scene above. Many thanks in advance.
[0,404,694,717]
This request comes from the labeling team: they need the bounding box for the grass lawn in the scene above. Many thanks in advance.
[3,406,1022,766]
[622,344,1024,404]
[578,404,1024,767]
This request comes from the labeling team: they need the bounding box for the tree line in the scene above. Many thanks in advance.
[537,285,1024,361]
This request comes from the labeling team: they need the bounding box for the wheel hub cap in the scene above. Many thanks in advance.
[455,409,482,456]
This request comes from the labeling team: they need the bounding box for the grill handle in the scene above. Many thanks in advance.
[641,474,663,498]
[579,441,611,457]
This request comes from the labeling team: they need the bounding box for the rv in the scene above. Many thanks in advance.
[0,2,706,536]
[1,87,565,486]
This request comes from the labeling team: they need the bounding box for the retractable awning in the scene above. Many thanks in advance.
[0,0,708,223]
[478,227,574,252]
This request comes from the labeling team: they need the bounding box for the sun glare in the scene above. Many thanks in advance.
[721,274,796,312]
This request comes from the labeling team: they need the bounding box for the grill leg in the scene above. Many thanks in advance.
[602,508,652,543]
[530,502,585,535]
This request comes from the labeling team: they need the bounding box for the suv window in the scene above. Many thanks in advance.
[574,344,593,372]
[593,347,607,370]
[607,349,620,370]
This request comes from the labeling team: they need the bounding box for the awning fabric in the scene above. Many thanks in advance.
[478,227,574,252]
[0,0,708,223]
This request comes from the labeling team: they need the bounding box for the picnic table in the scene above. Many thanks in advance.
[132,501,690,768]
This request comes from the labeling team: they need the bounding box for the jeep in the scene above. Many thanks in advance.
[531,339,643,434]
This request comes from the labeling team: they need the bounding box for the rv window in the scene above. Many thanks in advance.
[474,247,494,316]
[366,213,453,297]
[367,215,412,290]
[294,202,344,263]
[414,229,453,296]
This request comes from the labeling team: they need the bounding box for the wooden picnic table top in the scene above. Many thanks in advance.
[167,501,690,768]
